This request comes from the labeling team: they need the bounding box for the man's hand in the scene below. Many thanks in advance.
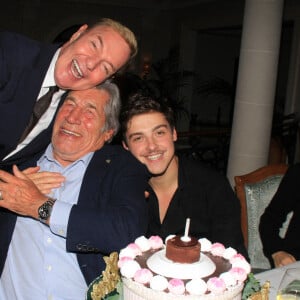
[0,165,48,219]
[272,251,296,267]
[23,166,65,195]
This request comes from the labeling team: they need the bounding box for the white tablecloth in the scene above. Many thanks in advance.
[255,261,300,299]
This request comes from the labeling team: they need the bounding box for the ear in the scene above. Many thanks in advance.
[173,128,177,142]
[104,129,114,142]
[122,140,129,151]
[69,24,88,42]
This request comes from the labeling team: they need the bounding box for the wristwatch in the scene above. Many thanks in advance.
[38,197,56,223]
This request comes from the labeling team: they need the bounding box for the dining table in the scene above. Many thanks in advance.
[255,261,300,299]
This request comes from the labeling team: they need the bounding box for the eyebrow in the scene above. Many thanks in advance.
[65,95,76,103]
[128,132,142,140]
[128,124,168,140]
[97,35,103,48]
[86,102,97,110]
[153,124,168,131]
[65,95,98,110]
[97,35,116,72]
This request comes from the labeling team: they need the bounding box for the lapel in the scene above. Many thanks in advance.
[0,70,44,158]
[0,41,59,159]
[77,145,119,206]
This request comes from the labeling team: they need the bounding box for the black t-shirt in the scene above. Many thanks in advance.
[146,154,248,259]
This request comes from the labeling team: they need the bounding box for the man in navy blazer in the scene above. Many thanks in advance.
[0,18,137,168]
[0,82,149,300]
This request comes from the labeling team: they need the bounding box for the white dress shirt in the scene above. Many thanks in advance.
[4,49,65,160]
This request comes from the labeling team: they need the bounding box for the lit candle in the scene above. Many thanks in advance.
[181,218,191,242]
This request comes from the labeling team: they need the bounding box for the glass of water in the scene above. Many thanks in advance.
[277,268,300,300]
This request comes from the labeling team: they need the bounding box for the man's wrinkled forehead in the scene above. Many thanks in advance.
[65,88,108,107]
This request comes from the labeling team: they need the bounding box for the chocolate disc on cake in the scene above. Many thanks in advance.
[166,235,201,263]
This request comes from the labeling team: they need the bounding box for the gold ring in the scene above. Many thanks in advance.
[0,190,3,200]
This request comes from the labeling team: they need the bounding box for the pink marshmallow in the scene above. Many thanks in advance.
[119,243,142,259]
[118,256,133,268]
[134,268,153,284]
[207,277,226,294]
[210,242,225,256]
[230,254,251,274]
[229,267,248,282]
[168,278,185,295]
[229,253,246,264]
[148,235,164,250]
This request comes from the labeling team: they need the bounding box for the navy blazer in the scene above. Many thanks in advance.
[0,31,60,163]
[0,145,150,285]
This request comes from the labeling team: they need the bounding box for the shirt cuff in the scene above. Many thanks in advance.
[49,200,73,238]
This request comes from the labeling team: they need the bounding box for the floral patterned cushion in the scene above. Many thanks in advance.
[244,175,284,270]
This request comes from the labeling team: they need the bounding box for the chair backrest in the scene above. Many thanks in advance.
[234,164,288,270]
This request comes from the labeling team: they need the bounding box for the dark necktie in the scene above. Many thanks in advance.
[19,86,58,143]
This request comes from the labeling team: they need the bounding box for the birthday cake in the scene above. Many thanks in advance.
[118,235,251,299]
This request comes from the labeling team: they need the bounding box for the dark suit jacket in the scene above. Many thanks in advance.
[0,31,60,165]
[0,145,150,285]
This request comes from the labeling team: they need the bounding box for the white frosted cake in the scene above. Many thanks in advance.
[118,235,250,300]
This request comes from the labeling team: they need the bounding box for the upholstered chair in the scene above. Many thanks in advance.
[234,164,288,270]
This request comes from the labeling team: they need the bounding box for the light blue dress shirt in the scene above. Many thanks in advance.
[0,145,94,300]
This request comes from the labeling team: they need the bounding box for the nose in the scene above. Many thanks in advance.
[146,137,158,151]
[66,107,81,124]
[86,56,99,71]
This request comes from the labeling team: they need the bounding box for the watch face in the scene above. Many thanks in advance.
[38,202,51,220]
[38,199,55,222]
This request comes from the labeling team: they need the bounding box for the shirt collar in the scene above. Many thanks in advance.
[41,48,61,88]
[38,144,94,168]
